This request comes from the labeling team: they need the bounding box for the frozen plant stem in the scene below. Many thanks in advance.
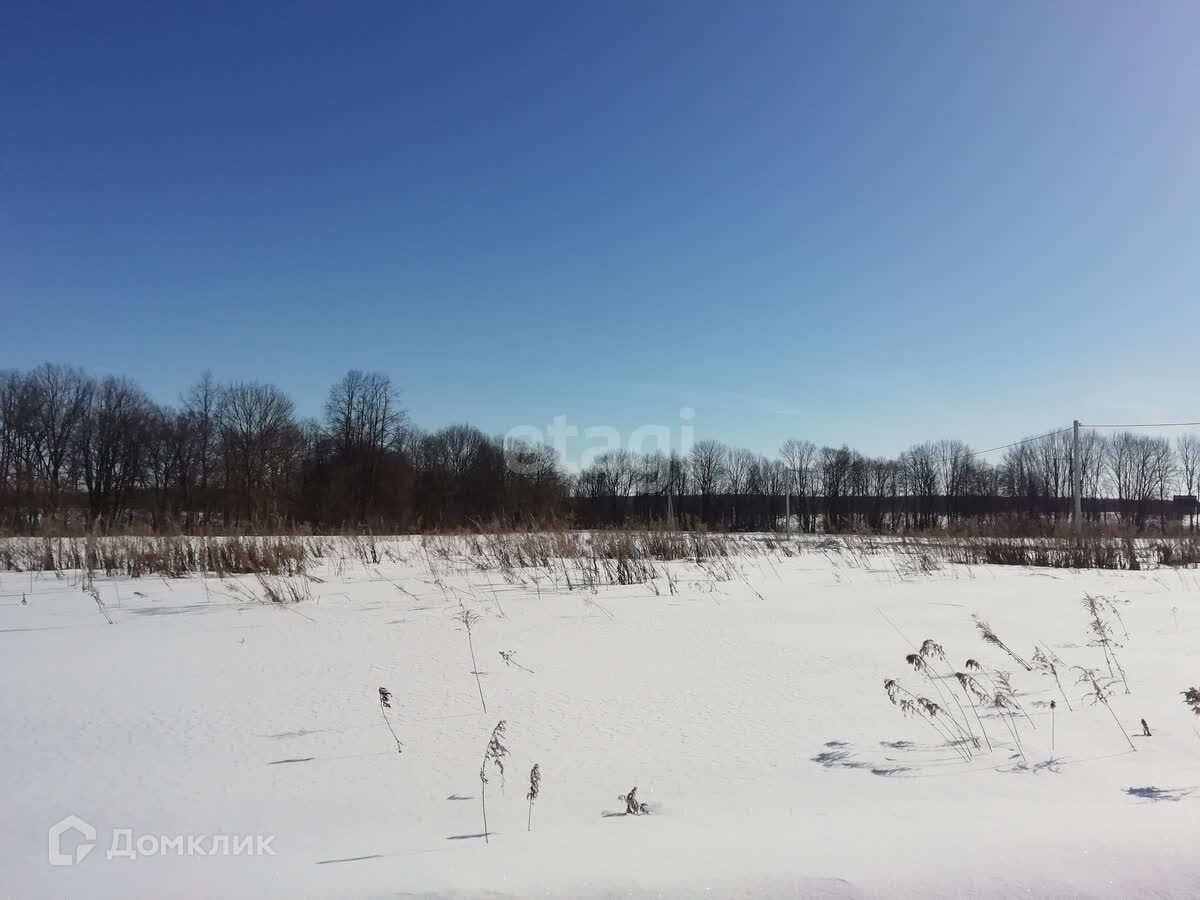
[526,763,540,832]
[1184,686,1200,716]
[454,607,487,713]
[479,721,509,844]
[378,687,401,754]
[499,650,534,674]
[910,640,979,750]
[1081,595,1129,694]
[992,694,1026,763]
[1034,644,1074,711]
[972,615,1032,671]
[953,672,994,753]
[877,613,978,750]
[479,764,489,843]
[906,653,975,752]
[1076,667,1136,752]
[884,679,972,762]
[619,786,649,815]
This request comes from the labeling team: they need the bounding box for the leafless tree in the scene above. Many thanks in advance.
[779,438,817,532]
[636,450,669,497]
[0,373,37,520]
[322,371,407,522]
[689,439,727,523]
[1178,434,1200,531]
[934,439,974,522]
[820,445,854,531]
[76,376,156,524]
[901,442,940,530]
[218,382,299,524]
[1078,429,1108,519]
[1107,431,1174,527]
[724,447,756,527]
[325,370,405,455]
[1033,430,1073,521]
[29,363,93,511]
[865,456,900,531]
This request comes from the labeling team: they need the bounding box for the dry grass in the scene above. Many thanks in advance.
[895,534,1200,571]
[0,534,308,577]
[417,527,762,590]
[7,523,1195,578]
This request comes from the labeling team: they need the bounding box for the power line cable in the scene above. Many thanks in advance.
[967,427,1074,459]
[1084,421,1200,429]
[916,421,1197,472]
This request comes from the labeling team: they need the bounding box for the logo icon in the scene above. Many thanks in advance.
[48,815,96,866]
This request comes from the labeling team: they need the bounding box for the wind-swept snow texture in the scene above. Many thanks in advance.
[2,537,1199,897]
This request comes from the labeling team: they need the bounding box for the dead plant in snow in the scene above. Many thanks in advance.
[378,687,401,754]
[990,691,1027,764]
[499,650,534,674]
[1032,645,1073,710]
[526,763,540,831]
[478,720,509,843]
[951,670,994,753]
[960,660,1035,760]
[86,584,116,624]
[1081,594,1129,693]
[972,615,1032,671]
[883,678,972,761]
[904,641,979,751]
[618,785,650,815]
[1183,687,1200,716]
[1075,666,1136,752]
[993,671,1035,729]
[453,607,487,713]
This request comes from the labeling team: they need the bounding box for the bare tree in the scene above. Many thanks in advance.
[217,382,299,525]
[689,440,727,524]
[1078,429,1108,521]
[820,445,854,532]
[1178,434,1200,531]
[325,370,405,455]
[29,364,93,512]
[1107,432,1174,528]
[866,456,900,531]
[779,438,817,532]
[322,371,406,522]
[587,450,637,523]
[76,376,155,524]
[184,372,221,486]
[1033,430,1073,521]
[901,442,940,530]
[724,447,756,528]
[0,371,40,527]
[934,439,974,523]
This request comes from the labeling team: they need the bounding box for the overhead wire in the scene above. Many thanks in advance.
[1084,421,1200,429]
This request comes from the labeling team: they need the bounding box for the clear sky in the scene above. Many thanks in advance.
[2,2,1197,461]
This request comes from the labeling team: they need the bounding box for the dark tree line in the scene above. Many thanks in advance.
[0,365,567,532]
[572,431,1195,531]
[1,363,1197,533]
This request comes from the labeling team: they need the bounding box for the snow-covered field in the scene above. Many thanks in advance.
[3,537,1199,898]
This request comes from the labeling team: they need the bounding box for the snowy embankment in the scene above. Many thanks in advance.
[2,536,1198,897]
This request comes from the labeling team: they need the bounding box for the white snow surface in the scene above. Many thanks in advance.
[2,537,1200,898]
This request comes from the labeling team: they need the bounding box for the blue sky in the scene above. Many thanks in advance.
[2,2,1197,460]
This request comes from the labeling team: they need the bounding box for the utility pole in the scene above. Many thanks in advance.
[785,491,791,535]
[1073,419,1083,529]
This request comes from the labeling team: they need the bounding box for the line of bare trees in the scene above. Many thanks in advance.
[573,431,1199,531]
[2,363,1198,533]
[0,365,568,532]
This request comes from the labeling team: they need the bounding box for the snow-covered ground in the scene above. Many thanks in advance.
[3,537,1199,897]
